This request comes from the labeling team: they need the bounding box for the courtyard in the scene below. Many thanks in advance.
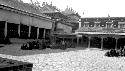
[0,44,125,71]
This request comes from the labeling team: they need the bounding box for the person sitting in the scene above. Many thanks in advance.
[117,47,123,56]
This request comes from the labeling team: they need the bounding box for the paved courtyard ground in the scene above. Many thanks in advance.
[0,44,125,71]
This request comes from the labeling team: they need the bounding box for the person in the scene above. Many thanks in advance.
[122,46,125,56]
[118,47,122,56]
[62,41,65,45]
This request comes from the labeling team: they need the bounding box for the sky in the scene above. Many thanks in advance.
[22,0,125,18]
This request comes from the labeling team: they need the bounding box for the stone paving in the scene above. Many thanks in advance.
[0,48,125,71]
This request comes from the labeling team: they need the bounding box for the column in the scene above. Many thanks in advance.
[77,37,79,45]
[37,27,39,39]
[115,37,118,49]
[101,36,104,49]
[88,36,91,48]
[18,24,20,37]
[4,21,7,38]
[28,26,31,38]
[43,28,46,39]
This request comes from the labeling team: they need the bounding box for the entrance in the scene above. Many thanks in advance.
[30,26,37,39]
[7,23,18,38]
[117,38,125,49]
[0,21,5,38]
[39,28,44,39]
[90,37,101,48]
[103,37,116,49]
[20,24,29,39]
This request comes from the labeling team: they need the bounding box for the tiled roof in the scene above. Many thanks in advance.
[76,27,125,34]
[0,0,45,16]
[81,17,125,22]
[44,12,69,19]
[66,13,81,18]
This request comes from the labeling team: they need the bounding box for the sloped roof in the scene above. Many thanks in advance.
[43,12,69,19]
[76,27,125,35]
[81,17,125,22]
[66,13,81,18]
[40,4,59,13]
[0,0,45,16]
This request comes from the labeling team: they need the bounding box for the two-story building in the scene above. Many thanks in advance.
[81,17,125,29]
[75,17,125,49]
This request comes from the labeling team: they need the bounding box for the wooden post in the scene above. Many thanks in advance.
[43,29,46,39]
[18,24,20,37]
[77,37,79,45]
[37,27,39,39]
[101,36,104,49]
[4,21,7,38]
[88,36,91,48]
[28,26,31,38]
[115,37,118,49]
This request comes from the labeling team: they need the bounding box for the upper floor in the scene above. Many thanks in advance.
[81,17,125,29]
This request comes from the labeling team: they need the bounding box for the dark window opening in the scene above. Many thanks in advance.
[7,23,18,38]
[30,26,37,39]
[20,24,29,39]
[39,28,44,39]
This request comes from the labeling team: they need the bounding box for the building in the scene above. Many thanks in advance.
[75,17,125,49]
[81,17,125,29]
[41,3,73,34]
[39,3,81,44]
[0,0,53,43]
[62,7,81,32]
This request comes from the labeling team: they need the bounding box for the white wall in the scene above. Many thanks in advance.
[57,22,72,33]
[0,9,53,29]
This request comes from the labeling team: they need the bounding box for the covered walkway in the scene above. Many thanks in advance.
[0,1,53,43]
[75,28,125,49]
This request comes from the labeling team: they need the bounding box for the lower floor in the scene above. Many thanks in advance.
[76,35,125,49]
[0,21,51,43]
[50,34,125,50]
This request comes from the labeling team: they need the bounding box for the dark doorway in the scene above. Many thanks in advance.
[39,28,44,39]
[90,37,101,48]
[73,38,77,44]
[7,23,18,38]
[103,37,116,49]
[0,21,5,38]
[56,37,62,44]
[117,38,125,49]
[45,29,51,40]
[30,26,37,39]
[81,36,88,47]
[20,24,29,39]
[0,21,5,43]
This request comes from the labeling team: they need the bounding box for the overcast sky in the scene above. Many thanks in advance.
[23,0,125,18]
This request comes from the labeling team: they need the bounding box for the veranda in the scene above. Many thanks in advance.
[75,31,125,49]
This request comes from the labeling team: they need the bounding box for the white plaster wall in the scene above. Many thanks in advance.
[0,9,52,29]
[57,23,72,33]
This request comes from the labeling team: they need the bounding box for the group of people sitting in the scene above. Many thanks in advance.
[105,46,125,57]
[21,39,75,50]
[49,40,75,50]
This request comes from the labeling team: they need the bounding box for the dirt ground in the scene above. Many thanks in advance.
[0,43,125,71]
[0,43,88,56]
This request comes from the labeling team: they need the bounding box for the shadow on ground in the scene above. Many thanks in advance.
[0,44,92,56]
